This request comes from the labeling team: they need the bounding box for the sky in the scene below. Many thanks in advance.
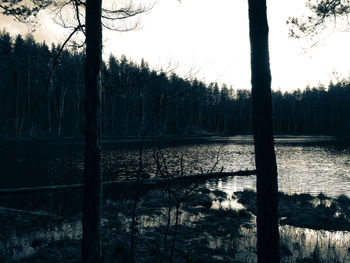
[1,0,350,92]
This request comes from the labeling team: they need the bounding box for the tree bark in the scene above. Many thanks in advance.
[82,0,103,262]
[247,0,280,262]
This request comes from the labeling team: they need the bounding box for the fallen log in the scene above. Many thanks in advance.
[0,169,256,196]
[0,183,84,196]
[169,169,256,181]
[0,206,63,219]
[127,169,257,186]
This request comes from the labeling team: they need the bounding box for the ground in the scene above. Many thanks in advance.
[1,181,350,262]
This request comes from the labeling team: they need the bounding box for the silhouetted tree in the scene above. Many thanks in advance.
[0,0,50,24]
[81,0,103,262]
[1,29,349,138]
[247,0,280,262]
[1,1,150,261]
[287,0,350,137]
[80,1,150,262]
[287,0,350,39]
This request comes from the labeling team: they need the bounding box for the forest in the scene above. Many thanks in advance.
[2,0,350,261]
[1,30,349,139]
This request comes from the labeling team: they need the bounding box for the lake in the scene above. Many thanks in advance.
[1,136,349,197]
[1,136,350,262]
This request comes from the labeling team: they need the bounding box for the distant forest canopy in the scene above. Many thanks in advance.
[0,30,349,138]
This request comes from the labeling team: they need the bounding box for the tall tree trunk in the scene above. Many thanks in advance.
[15,61,21,137]
[57,84,67,137]
[27,52,31,136]
[75,74,81,136]
[247,1,280,262]
[82,0,103,262]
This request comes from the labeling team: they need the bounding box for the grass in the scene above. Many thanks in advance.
[235,189,350,231]
[3,186,350,262]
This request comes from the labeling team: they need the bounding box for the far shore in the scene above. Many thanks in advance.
[0,134,339,145]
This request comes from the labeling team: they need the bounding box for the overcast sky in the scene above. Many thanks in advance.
[1,0,350,92]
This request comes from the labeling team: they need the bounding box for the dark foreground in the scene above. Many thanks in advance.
[1,181,350,263]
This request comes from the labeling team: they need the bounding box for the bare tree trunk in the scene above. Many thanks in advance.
[82,0,103,262]
[57,84,67,137]
[15,62,21,137]
[247,0,280,262]
[27,52,31,136]
[75,77,81,136]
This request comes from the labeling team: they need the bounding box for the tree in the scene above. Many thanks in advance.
[73,2,150,262]
[82,0,103,262]
[247,0,280,262]
[287,0,350,39]
[288,1,350,137]
[1,1,150,262]
[0,0,50,25]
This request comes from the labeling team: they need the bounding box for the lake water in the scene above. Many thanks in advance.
[0,135,349,217]
[1,136,349,197]
[0,136,350,261]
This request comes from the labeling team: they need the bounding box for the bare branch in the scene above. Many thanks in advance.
[100,1,154,31]
[46,24,85,91]
[288,0,350,40]
[0,0,51,27]
[73,0,86,35]
[209,141,227,174]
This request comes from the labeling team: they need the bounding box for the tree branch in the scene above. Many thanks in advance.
[46,24,85,91]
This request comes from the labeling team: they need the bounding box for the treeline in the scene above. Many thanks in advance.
[0,30,349,137]
[272,84,350,135]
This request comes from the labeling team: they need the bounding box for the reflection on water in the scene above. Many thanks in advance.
[0,136,350,261]
[1,192,350,262]
[202,139,350,197]
[1,136,349,197]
